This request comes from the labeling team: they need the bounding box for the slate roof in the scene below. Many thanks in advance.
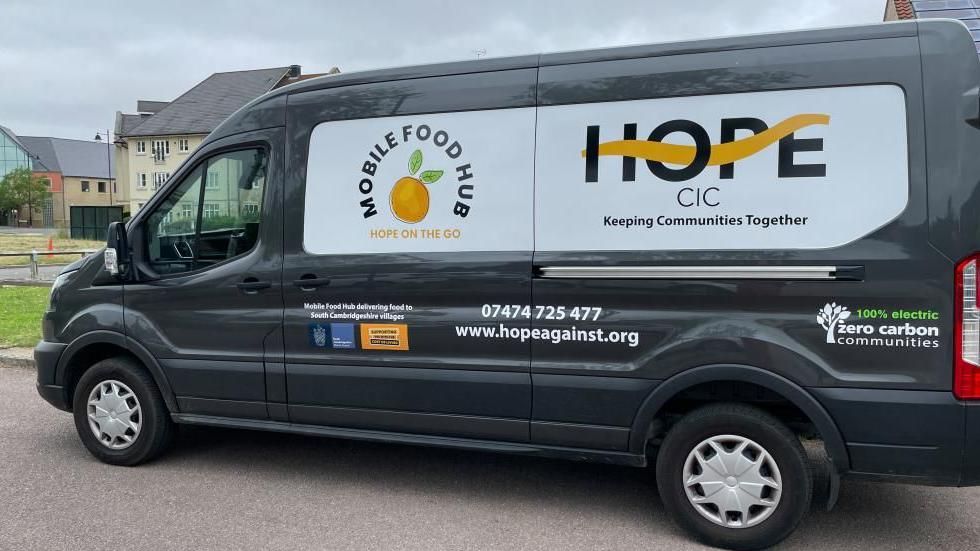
[116,113,150,136]
[19,135,58,172]
[123,67,289,138]
[136,100,169,114]
[20,136,115,179]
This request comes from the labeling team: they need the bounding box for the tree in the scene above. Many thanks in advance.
[0,167,51,226]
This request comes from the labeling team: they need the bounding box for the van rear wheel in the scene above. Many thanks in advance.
[72,356,175,466]
[655,403,812,550]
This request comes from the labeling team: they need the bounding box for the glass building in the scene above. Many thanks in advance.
[0,125,33,179]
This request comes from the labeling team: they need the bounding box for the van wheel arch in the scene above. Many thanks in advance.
[56,331,177,414]
[630,364,850,474]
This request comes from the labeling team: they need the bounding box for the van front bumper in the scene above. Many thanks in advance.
[34,340,69,411]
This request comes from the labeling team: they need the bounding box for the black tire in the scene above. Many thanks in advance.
[655,403,812,550]
[72,356,175,466]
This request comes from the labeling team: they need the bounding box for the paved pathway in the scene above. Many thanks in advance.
[0,264,62,282]
[0,227,57,235]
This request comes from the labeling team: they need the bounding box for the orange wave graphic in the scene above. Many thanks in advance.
[581,114,830,165]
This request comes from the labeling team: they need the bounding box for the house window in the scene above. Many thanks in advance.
[242,202,259,217]
[136,141,146,154]
[203,203,220,218]
[137,173,148,189]
[152,139,169,162]
[180,203,194,219]
[112,182,117,194]
[153,172,168,190]
[97,181,106,193]
[178,138,190,153]
[206,170,221,190]
[40,178,51,189]
[80,180,90,192]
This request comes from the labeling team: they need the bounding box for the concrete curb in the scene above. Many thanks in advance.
[0,347,35,369]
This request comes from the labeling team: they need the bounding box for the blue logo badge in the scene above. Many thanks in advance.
[330,323,356,349]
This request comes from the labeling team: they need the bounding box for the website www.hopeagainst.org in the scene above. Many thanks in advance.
[455,323,640,347]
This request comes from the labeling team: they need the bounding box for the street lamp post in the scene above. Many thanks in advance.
[28,153,41,227]
[94,130,113,206]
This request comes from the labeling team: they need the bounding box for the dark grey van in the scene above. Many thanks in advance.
[34,19,980,550]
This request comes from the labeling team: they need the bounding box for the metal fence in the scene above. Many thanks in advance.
[0,250,97,280]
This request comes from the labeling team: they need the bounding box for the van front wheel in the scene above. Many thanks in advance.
[72,356,175,466]
[655,403,812,550]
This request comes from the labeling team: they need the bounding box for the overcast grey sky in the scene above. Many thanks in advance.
[0,0,886,141]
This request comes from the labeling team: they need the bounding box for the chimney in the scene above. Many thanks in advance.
[288,65,301,78]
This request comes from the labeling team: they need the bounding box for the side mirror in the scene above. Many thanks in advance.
[239,150,267,190]
[105,221,130,277]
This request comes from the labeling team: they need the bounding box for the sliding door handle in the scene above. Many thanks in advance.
[293,275,331,290]
[237,278,271,294]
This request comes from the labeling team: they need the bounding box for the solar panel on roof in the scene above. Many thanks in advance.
[915,8,980,17]
[910,0,980,58]
[913,0,975,10]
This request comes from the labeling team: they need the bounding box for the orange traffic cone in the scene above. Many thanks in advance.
[46,236,53,259]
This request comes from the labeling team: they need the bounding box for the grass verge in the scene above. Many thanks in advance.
[0,285,48,347]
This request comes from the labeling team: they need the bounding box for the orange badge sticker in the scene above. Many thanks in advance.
[360,323,409,351]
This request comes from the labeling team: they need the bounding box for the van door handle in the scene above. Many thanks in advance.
[293,275,331,290]
[237,278,271,294]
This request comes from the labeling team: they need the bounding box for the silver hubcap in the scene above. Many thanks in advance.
[682,434,782,528]
[87,380,142,450]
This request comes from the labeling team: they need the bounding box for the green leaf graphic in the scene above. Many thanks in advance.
[409,149,423,175]
[419,170,444,183]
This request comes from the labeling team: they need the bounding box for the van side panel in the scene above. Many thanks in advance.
[282,70,538,441]
[530,33,954,463]
[920,20,980,262]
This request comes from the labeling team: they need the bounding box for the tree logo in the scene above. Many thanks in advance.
[817,303,851,344]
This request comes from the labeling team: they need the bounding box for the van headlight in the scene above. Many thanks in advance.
[49,269,78,307]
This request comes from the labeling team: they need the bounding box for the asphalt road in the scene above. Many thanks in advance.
[2,365,979,551]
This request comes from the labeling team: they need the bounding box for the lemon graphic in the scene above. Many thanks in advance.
[390,149,443,224]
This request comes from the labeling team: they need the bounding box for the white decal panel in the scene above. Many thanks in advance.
[304,108,536,255]
[534,85,909,251]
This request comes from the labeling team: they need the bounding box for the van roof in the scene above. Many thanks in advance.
[269,20,920,99]
[211,19,954,143]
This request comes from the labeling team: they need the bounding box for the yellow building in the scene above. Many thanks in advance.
[116,65,332,216]
[21,136,119,229]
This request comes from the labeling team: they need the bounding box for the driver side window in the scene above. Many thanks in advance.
[145,148,267,276]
